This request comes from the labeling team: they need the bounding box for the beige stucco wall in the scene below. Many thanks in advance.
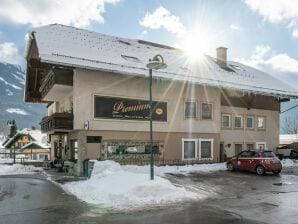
[220,106,279,157]
[73,68,221,134]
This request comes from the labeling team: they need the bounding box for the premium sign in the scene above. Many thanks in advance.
[94,96,167,121]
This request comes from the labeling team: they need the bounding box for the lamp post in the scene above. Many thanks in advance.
[146,54,167,180]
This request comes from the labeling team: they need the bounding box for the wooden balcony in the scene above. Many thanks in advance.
[40,113,73,133]
[39,68,73,101]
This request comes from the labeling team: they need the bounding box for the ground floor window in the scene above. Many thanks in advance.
[182,139,197,160]
[235,143,243,155]
[256,142,266,150]
[246,143,254,151]
[105,141,164,160]
[70,140,78,161]
[199,139,213,160]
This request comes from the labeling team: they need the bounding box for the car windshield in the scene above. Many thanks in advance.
[263,151,275,158]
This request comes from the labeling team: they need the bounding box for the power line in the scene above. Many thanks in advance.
[281,104,298,114]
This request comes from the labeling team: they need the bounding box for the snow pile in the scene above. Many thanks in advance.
[282,159,297,167]
[0,158,13,164]
[0,164,42,175]
[63,160,204,209]
[122,162,226,176]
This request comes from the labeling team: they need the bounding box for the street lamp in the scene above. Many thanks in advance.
[146,54,167,180]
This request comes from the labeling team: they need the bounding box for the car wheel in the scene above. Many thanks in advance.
[273,170,281,174]
[227,163,235,171]
[256,165,265,175]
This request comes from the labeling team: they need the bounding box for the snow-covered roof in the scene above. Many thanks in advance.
[280,134,298,145]
[20,141,50,150]
[27,24,298,98]
[3,128,49,148]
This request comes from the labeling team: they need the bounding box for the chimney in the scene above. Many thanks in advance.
[216,47,227,67]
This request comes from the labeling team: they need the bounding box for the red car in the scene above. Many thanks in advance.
[227,150,282,175]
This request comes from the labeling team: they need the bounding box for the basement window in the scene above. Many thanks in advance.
[121,55,141,63]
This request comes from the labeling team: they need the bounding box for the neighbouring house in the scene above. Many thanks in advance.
[2,128,50,161]
[277,134,298,157]
[24,24,298,175]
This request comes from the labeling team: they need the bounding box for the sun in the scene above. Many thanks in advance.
[180,31,211,61]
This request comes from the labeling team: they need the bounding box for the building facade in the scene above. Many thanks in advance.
[24,24,298,175]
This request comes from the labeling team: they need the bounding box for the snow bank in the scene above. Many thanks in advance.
[0,164,42,175]
[282,159,297,167]
[63,160,205,209]
[0,158,13,164]
[122,162,226,176]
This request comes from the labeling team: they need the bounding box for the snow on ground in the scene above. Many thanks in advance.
[122,162,226,176]
[0,164,42,175]
[62,160,221,210]
[6,108,29,115]
[0,158,13,164]
[282,159,298,167]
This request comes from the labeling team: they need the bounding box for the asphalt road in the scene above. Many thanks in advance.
[0,166,297,224]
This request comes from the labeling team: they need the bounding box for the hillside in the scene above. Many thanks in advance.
[0,62,46,130]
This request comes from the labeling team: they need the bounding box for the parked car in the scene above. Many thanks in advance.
[289,150,298,160]
[227,150,282,175]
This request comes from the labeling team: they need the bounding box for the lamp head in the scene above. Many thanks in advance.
[146,54,167,70]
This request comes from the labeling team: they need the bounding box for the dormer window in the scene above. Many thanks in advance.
[121,55,141,63]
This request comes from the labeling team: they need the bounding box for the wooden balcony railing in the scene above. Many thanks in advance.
[39,68,73,99]
[40,113,73,133]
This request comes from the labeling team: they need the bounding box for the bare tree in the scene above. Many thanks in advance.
[283,116,298,134]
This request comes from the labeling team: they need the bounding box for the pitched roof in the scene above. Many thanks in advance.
[20,141,50,151]
[3,129,48,148]
[26,24,298,98]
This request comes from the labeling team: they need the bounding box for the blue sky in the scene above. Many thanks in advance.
[0,1,297,86]
[0,0,297,129]
[0,0,297,88]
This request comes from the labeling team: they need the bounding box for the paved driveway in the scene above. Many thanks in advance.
[0,166,297,224]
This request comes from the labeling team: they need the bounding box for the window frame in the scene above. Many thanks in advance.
[257,116,266,130]
[246,115,254,129]
[256,142,267,150]
[182,138,198,160]
[246,143,255,151]
[198,138,214,160]
[234,115,243,129]
[201,102,213,120]
[221,113,231,129]
[234,143,243,155]
[184,100,198,119]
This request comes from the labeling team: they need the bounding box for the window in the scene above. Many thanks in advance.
[201,103,213,120]
[263,151,275,157]
[121,55,141,63]
[246,116,254,129]
[257,116,265,129]
[239,150,257,158]
[247,143,254,151]
[221,114,231,128]
[234,115,243,128]
[199,139,213,160]
[71,140,79,161]
[256,142,266,150]
[185,101,197,118]
[235,144,243,155]
[182,139,197,160]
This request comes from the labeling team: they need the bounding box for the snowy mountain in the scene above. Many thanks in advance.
[0,61,46,129]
